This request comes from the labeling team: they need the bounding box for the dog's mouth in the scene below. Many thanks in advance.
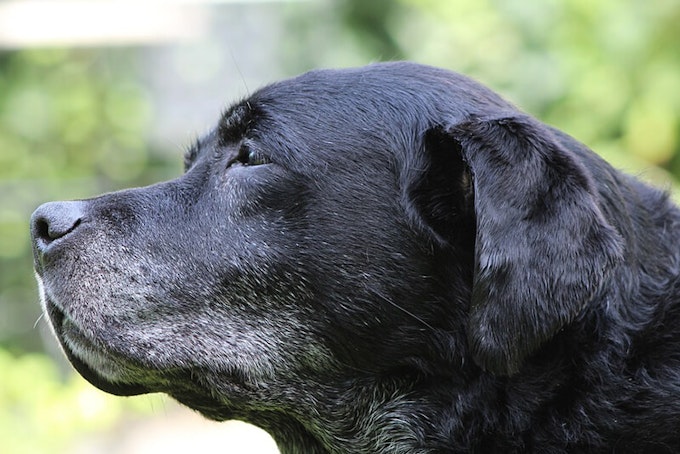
[44,298,151,397]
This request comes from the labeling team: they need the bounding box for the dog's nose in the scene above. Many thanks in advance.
[31,201,86,249]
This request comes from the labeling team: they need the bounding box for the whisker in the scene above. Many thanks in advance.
[375,292,435,331]
[33,312,45,330]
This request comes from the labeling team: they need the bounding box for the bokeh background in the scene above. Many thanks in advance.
[1,0,679,452]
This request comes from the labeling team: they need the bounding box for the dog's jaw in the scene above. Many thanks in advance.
[37,277,151,396]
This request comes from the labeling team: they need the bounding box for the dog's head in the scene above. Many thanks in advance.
[31,62,622,425]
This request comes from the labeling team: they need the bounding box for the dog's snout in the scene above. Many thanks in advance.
[31,201,86,248]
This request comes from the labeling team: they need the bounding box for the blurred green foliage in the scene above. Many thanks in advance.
[0,0,678,451]
[0,349,164,454]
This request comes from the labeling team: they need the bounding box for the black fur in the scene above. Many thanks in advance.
[30,62,680,453]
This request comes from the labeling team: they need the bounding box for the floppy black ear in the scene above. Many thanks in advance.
[425,115,623,376]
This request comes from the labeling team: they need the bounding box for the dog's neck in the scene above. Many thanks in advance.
[256,376,445,454]
[221,365,491,454]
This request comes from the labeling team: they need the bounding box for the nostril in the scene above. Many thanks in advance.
[35,215,81,241]
[31,201,86,246]
[35,216,51,241]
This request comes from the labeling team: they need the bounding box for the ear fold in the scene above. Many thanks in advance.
[428,115,624,375]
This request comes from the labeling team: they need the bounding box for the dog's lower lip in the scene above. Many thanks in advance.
[45,298,86,345]
[45,297,66,331]
[44,299,149,396]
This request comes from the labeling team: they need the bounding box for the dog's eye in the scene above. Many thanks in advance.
[235,145,271,167]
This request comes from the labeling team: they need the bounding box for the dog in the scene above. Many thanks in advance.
[30,62,680,453]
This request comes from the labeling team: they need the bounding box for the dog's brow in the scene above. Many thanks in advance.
[218,102,258,145]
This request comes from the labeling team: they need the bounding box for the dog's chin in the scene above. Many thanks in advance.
[43,298,151,397]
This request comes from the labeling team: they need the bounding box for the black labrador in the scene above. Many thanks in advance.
[30,62,680,453]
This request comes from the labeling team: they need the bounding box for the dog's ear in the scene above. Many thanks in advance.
[420,115,623,376]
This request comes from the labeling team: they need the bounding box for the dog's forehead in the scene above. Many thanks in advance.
[225,65,438,145]
[252,62,508,131]
[214,63,512,163]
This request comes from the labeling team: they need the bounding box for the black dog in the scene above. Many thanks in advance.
[31,62,680,453]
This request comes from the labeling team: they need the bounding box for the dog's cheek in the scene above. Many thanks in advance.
[113,289,333,381]
[108,228,331,380]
